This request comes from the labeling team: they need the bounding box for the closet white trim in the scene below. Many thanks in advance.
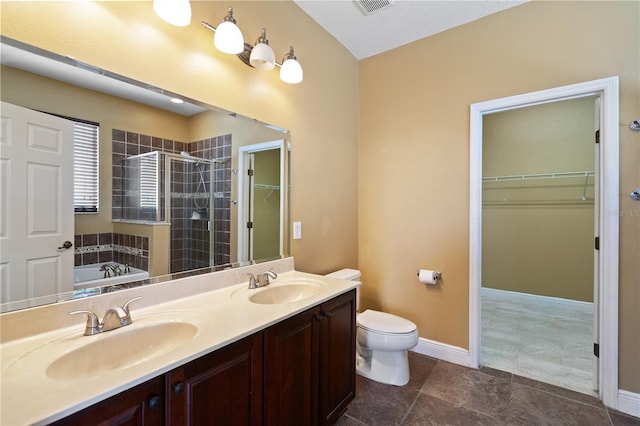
[468,77,620,409]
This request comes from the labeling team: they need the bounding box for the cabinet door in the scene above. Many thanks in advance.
[264,305,321,426]
[165,333,263,426]
[51,377,164,426]
[319,290,357,425]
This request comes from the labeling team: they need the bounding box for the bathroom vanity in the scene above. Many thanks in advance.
[0,259,358,425]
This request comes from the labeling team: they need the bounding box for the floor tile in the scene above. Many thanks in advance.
[481,288,594,394]
[609,410,640,426]
[509,382,611,426]
[344,374,419,425]
[401,393,497,426]
[421,361,511,419]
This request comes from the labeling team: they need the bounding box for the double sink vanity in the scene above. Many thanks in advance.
[0,258,359,425]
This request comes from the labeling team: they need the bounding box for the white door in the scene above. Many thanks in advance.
[237,140,285,264]
[0,102,75,304]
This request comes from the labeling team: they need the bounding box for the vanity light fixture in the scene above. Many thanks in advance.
[201,6,304,84]
[153,0,192,27]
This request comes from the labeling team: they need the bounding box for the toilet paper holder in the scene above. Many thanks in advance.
[416,270,442,282]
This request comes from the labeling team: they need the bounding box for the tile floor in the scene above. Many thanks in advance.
[336,352,640,425]
[481,288,594,395]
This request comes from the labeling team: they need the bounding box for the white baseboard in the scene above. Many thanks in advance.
[618,390,640,418]
[411,337,470,367]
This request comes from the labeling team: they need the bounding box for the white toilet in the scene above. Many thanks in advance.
[326,269,419,386]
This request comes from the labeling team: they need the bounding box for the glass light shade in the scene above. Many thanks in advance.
[250,43,276,70]
[153,0,191,27]
[214,21,244,54]
[280,58,303,84]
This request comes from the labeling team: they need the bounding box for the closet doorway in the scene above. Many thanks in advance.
[468,77,620,407]
[480,96,597,395]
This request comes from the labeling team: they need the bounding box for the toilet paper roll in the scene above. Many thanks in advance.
[418,269,439,285]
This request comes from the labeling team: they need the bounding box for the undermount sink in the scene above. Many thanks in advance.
[249,284,322,304]
[45,321,198,380]
[232,277,327,305]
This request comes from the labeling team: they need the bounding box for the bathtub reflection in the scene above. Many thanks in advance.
[74,263,149,289]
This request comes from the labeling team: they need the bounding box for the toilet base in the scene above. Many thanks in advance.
[356,349,410,386]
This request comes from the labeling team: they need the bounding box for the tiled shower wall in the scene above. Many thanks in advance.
[111,129,232,273]
[74,233,149,271]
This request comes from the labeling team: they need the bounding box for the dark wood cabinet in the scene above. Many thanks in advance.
[319,290,357,425]
[264,305,321,425]
[165,333,263,425]
[53,290,355,426]
[51,376,164,426]
[264,289,356,426]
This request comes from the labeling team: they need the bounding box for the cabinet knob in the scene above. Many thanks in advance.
[314,314,323,322]
[173,382,184,394]
[148,395,162,409]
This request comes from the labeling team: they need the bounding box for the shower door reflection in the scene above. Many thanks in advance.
[167,155,215,273]
[121,151,226,274]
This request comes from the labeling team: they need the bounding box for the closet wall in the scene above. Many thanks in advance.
[482,97,596,302]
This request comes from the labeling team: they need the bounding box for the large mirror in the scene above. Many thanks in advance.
[0,36,290,312]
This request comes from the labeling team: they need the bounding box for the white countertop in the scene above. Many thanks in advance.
[0,261,359,425]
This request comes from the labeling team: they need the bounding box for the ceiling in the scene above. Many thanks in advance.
[294,0,527,60]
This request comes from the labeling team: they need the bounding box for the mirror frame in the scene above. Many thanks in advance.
[0,36,291,313]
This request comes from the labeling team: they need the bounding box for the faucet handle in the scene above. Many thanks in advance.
[121,296,142,325]
[244,273,258,289]
[69,310,101,336]
[257,269,277,287]
[122,296,142,314]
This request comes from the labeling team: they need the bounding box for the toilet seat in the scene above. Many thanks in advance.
[357,309,417,335]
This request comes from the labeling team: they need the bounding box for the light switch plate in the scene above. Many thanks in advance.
[293,222,302,239]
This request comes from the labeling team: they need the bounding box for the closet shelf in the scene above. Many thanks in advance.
[482,171,594,182]
[254,183,280,190]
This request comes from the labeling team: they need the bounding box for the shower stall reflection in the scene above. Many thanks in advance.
[120,151,223,273]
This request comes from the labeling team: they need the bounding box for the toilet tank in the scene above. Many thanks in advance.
[326,268,361,310]
[325,268,361,281]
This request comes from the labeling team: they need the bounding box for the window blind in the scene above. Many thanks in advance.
[73,121,99,213]
[139,154,158,209]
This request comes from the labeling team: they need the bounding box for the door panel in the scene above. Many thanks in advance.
[0,102,74,303]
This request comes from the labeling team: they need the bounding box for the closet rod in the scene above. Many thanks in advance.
[482,170,595,182]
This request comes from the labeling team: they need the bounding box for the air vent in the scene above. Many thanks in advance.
[354,0,393,15]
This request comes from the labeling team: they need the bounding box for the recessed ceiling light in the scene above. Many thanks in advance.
[170,97,184,104]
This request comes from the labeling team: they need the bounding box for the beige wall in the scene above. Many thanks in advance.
[482,98,595,302]
[359,0,639,393]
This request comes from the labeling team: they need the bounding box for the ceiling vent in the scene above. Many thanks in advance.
[354,0,393,15]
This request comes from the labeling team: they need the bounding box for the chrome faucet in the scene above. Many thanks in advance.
[245,269,278,289]
[100,263,122,278]
[70,296,141,335]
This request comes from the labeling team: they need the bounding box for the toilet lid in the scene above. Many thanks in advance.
[357,309,417,334]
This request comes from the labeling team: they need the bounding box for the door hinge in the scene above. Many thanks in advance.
[594,343,600,358]
[247,168,254,176]
[247,221,253,229]
[595,236,600,250]
[595,129,600,144]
